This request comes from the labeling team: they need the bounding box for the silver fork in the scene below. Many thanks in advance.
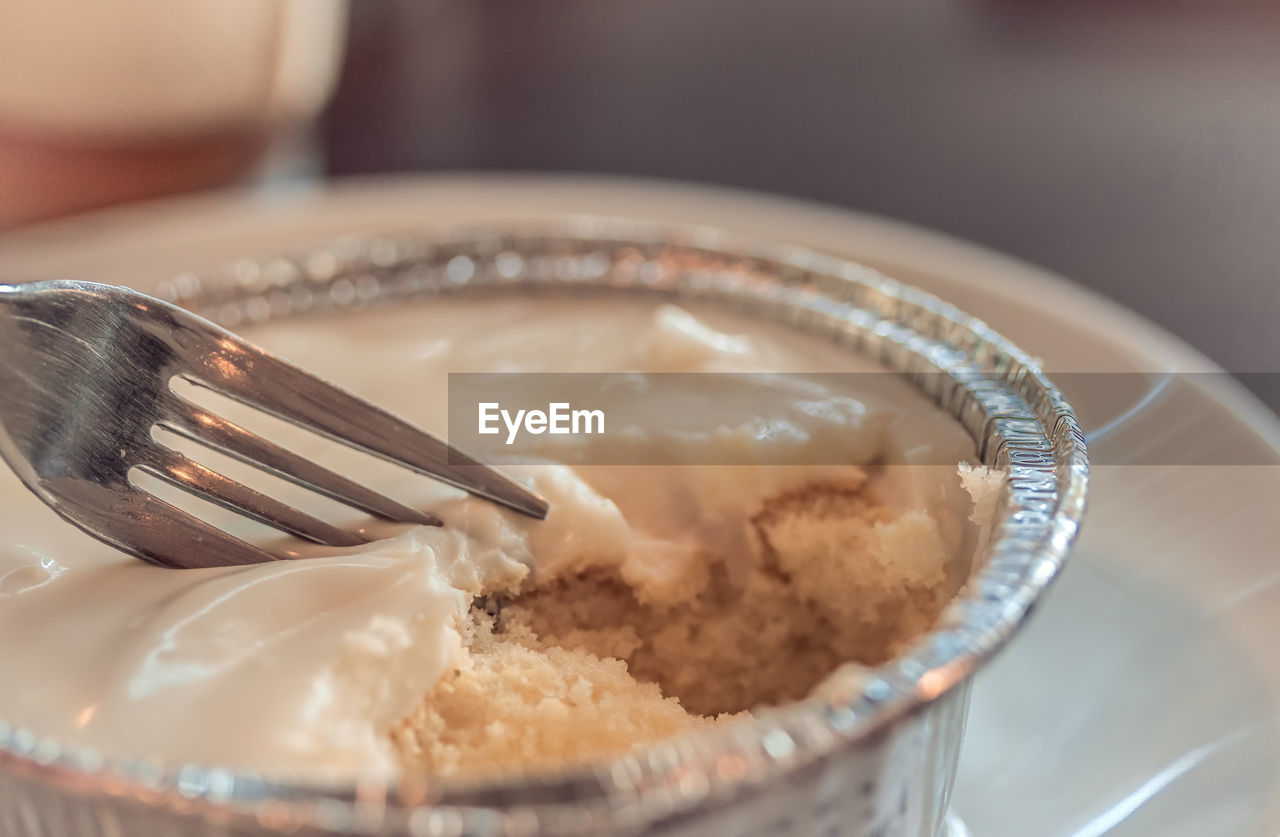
[0,280,548,569]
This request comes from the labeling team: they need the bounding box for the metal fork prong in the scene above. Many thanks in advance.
[183,355,549,519]
[137,450,367,547]
[109,489,282,569]
[159,400,444,527]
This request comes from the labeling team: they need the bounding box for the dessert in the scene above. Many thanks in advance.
[0,296,1001,780]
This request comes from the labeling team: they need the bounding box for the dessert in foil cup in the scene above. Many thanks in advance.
[0,220,1087,837]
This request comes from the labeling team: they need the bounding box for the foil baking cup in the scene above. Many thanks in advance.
[0,219,1088,837]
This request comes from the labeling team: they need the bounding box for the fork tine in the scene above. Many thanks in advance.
[160,399,444,527]
[45,480,281,569]
[180,338,548,520]
[138,450,367,547]
[122,494,283,569]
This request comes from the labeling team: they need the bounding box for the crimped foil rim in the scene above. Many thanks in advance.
[0,217,1088,835]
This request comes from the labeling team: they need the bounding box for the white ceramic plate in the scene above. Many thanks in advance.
[5,175,1278,837]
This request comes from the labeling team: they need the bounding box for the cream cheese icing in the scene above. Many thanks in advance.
[0,297,984,779]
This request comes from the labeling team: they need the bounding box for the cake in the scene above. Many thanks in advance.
[0,296,1002,779]
[391,467,996,777]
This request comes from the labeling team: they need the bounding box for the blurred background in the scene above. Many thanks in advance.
[1,0,1277,406]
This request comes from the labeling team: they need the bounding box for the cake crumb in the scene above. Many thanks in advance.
[957,462,1005,527]
[391,616,713,776]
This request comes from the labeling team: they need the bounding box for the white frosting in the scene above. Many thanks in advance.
[0,298,976,779]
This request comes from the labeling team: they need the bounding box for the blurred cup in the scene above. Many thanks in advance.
[0,0,346,227]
